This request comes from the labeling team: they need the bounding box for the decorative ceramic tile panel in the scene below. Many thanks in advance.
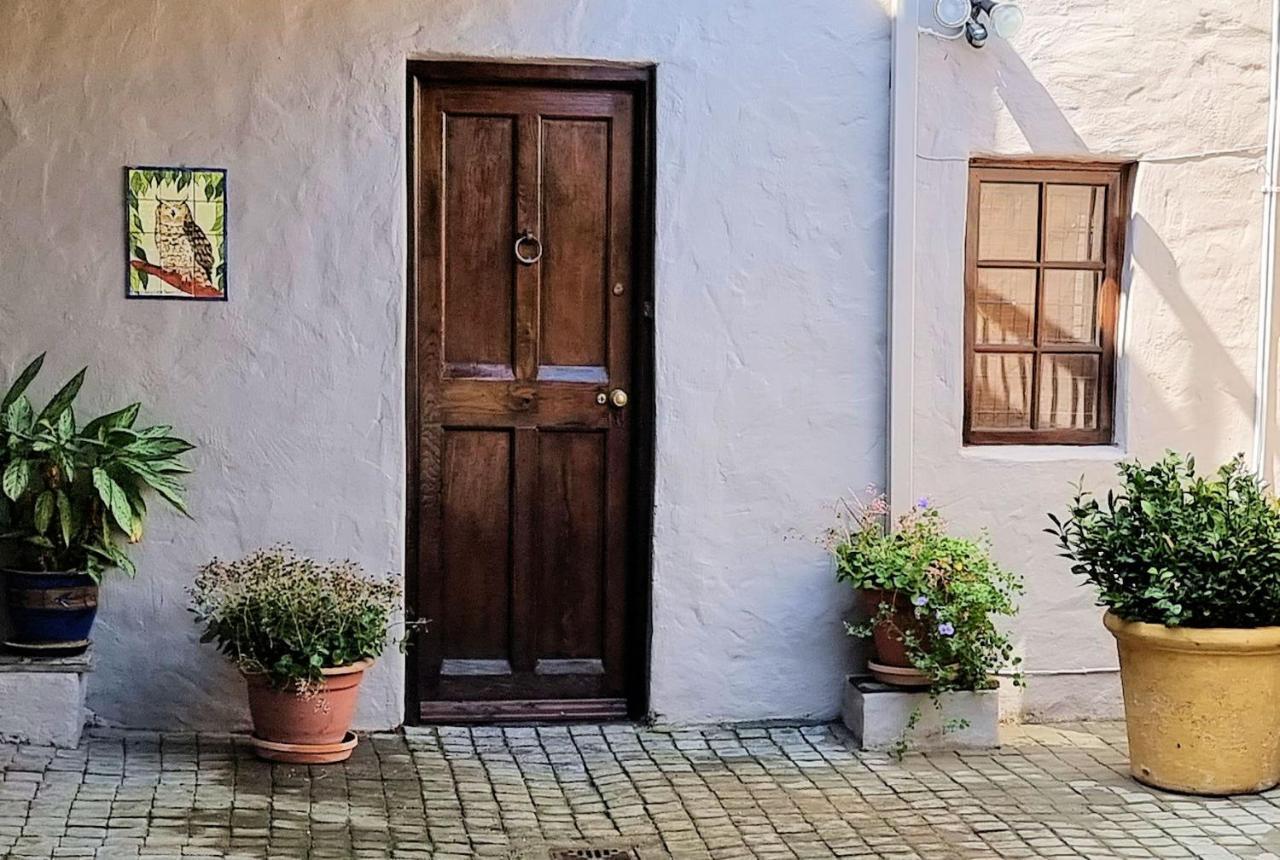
[125,167,226,301]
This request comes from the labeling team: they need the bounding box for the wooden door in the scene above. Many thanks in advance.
[408,63,653,722]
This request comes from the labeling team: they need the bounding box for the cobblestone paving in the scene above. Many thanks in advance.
[2,722,1279,859]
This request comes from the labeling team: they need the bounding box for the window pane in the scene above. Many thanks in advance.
[978,183,1039,261]
[1041,270,1100,345]
[975,269,1037,345]
[1044,185,1105,262]
[1038,353,1100,430]
[972,353,1033,429]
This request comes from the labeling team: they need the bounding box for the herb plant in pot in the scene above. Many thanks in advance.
[832,493,1023,692]
[189,547,403,764]
[1051,452,1280,795]
[0,355,193,654]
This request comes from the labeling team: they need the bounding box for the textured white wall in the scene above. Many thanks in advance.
[913,1,1272,720]
[0,0,892,728]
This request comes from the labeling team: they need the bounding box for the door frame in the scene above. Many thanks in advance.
[404,59,657,725]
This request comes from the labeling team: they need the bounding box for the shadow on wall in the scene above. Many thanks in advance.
[1127,213,1253,453]
[989,41,1089,154]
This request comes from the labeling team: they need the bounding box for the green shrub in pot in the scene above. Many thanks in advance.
[1050,452,1280,627]
[831,493,1023,693]
[0,354,193,652]
[189,546,408,763]
[0,354,194,577]
[1049,452,1280,795]
[189,546,403,691]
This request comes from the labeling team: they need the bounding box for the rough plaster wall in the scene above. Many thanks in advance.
[0,0,892,728]
[913,1,1271,720]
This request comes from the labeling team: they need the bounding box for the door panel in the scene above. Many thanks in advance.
[411,70,646,722]
[439,430,512,663]
[534,431,607,663]
[541,119,610,374]
[442,115,517,376]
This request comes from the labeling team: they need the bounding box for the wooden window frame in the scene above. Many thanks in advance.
[964,160,1130,446]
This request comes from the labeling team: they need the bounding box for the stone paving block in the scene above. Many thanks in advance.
[0,721,1278,857]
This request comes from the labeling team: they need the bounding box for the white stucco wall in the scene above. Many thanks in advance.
[0,0,892,728]
[911,1,1272,720]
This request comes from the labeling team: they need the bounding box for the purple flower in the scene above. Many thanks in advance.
[937,622,955,637]
[917,497,930,509]
[913,595,929,607]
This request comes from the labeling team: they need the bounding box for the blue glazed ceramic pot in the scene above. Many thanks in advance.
[3,569,97,653]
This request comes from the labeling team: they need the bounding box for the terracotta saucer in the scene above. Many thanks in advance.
[3,639,91,657]
[867,659,931,688]
[249,731,358,764]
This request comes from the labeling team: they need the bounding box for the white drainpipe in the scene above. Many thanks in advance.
[887,0,919,517]
[1253,0,1280,482]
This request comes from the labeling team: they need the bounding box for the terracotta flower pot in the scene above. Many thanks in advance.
[859,588,931,686]
[243,658,373,762]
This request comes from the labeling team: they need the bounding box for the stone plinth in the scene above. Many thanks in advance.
[0,648,91,748]
[842,675,999,752]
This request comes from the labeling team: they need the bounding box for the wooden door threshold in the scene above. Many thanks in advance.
[419,698,628,724]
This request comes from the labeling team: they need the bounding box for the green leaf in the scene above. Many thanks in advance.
[55,490,74,547]
[134,424,172,438]
[3,459,31,500]
[117,551,137,577]
[2,353,45,413]
[56,408,74,441]
[92,467,135,535]
[121,481,146,542]
[51,449,74,484]
[33,490,53,534]
[116,459,190,517]
[37,367,86,425]
[122,437,195,459]
[82,403,140,439]
[135,245,149,264]
[5,396,33,434]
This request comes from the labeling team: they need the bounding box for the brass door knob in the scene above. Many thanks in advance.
[608,388,629,408]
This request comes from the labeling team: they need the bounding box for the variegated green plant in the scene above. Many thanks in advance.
[0,354,194,579]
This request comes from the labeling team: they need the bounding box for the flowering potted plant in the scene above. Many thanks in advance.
[0,355,193,654]
[189,546,403,764]
[831,492,1022,693]
[1051,452,1280,795]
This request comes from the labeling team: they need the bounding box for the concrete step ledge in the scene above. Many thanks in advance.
[842,674,999,752]
[0,649,92,748]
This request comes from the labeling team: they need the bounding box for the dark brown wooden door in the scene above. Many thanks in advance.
[408,65,650,722]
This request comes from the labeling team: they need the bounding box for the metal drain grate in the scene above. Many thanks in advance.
[549,849,639,860]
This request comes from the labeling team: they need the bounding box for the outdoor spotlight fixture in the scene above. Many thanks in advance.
[934,0,1025,47]
[934,0,972,28]
[976,0,1025,38]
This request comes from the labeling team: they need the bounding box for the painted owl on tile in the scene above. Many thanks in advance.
[155,200,215,289]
